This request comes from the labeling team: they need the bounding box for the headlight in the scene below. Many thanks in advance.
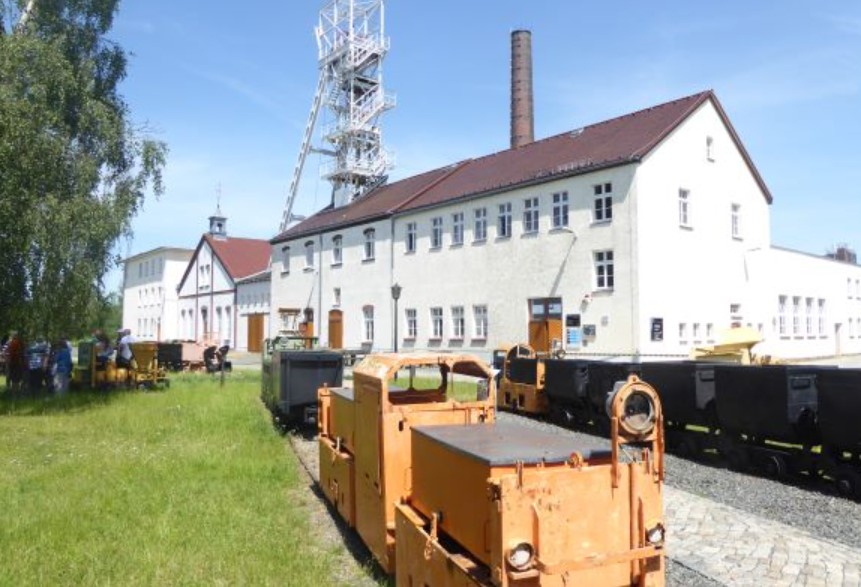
[646,523,665,546]
[623,391,655,434]
[506,542,535,570]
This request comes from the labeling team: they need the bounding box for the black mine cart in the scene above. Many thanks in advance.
[262,349,344,423]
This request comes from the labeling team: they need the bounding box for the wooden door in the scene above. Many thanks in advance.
[247,314,264,353]
[528,297,563,353]
[329,310,343,349]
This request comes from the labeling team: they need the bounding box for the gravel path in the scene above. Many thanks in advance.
[283,410,861,587]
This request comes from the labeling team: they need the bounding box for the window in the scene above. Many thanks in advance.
[430,307,443,339]
[406,222,417,253]
[498,203,512,238]
[473,305,488,339]
[281,246,290,274]
[552,191,569,229]
[304,241,315,269]
[363,306,374,342]
[431,217,443,249]
[523,197,539,234]
[593,183,613,222]
[363,229,376,261]
[332,235,342,265]
[679,189,691,227]
[706,136,715,161]
[473,208,487,242]
[452,212,464,246]
[778,295,787,336]
[451,306,465,339]
[792,296,801,336]
[731,204,741,239]
[818,299,826,335]
[594,250,614,290]
[805,298,814,336]
[693,323,701,342]
[679,322,687,343]
[405,309,417,339]
[706,323,714,341]
[333,288,341,307]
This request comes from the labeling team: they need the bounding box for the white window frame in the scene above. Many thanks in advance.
[818,299,826,335]
[778,295,787,336]
[431,217,443,249]
[473,305,488,339]
[679,322,687,343]
[304,241,315,269]
[593,183,613,223]
[679,189,691,228]
[473,208,487,242]
[792,296,801,336]
[405,308,417,339]
[363,228,376,261]
[498,203,512,238]
[451,306,465,339]
[706,135,715,161]
[552,191,569,229]
[363,305,374,343]
[452,212,464,246]
[523,197,539,234]
[430,307,443,339]
[333,287,341,307]
[331,235,342,265]
[594,250,614,290]
[405,222,417,253]
[805,297,814,337]
[731,203,741,239]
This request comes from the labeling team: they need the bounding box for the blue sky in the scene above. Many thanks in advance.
[109,1,861,290]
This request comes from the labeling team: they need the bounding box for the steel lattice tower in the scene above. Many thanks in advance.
[280,0,395,232]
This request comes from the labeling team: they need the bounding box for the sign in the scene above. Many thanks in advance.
[583,324,596,338]
[651,318,664,342]
[567,327,582,348]
[566,314,581,328]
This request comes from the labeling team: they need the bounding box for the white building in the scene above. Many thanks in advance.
[269,90,861,361]
[176,211,270,350]
[122,247,194,341]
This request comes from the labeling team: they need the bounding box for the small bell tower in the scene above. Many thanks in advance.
[209,185,227,239]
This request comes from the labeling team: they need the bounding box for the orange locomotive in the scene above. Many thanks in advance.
[317,352,665,586]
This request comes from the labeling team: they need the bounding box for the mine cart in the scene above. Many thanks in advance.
[262,349,343,422]
[542,357,591,424]
[814,368,861,499]
[639,361,718,429]
[317,353,496,574]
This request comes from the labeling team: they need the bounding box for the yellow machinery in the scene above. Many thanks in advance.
[129,342,168,388]
[688,326,778,364]
[319,353,666,586]
[498,343,548,415]
[72,341,168,390]
[318,353,496,574]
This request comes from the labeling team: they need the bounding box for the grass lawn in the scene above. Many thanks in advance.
[0,372,360,586]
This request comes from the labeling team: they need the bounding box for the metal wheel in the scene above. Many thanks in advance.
[763,455,787,479]
[835,466,861,500]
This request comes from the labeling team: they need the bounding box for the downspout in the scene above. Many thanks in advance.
[629,170,639,361]
[390,216,397,352]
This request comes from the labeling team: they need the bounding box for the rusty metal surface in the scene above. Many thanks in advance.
[413,421,610,466]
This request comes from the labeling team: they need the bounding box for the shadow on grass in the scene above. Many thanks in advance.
[0,385,158,417]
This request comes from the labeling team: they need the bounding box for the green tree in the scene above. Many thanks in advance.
[0,0,166,341]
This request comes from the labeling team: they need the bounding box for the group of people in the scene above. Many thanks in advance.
[1,332,73,395]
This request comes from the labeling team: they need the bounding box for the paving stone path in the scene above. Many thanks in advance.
[665,486,861,587]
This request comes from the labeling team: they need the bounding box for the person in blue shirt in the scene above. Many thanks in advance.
[53,338,73,395]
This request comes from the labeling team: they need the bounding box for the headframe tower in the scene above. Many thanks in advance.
[279,0,395,232]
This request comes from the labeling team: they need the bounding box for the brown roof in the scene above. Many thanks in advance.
[273,90,771,243]
[205,234,271,280]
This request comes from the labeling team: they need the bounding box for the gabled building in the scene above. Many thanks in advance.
[269,90,861,360]
[176,210,271,350]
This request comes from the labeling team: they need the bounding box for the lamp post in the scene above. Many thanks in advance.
[391,283,402,353]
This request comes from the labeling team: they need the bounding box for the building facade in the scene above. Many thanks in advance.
[269,91,861,361]
[175,212,271,350]
[122,247,194,341]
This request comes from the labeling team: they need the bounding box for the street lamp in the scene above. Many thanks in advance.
[391,283,402,353]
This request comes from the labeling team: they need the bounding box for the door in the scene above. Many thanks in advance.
[528,298,563,353]
[247,314,264,353]
[329,310,343,349]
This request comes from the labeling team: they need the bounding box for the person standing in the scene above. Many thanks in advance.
[5,332,25,392]
[116,329,135,368]
[53,338,72,395]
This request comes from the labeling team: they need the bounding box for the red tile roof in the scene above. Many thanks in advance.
[273,90,771,243]
[204,235,271,280]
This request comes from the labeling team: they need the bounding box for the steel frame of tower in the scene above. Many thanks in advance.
[280,0,394,232]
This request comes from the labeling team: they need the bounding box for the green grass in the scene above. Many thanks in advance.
[0,371,360,586]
